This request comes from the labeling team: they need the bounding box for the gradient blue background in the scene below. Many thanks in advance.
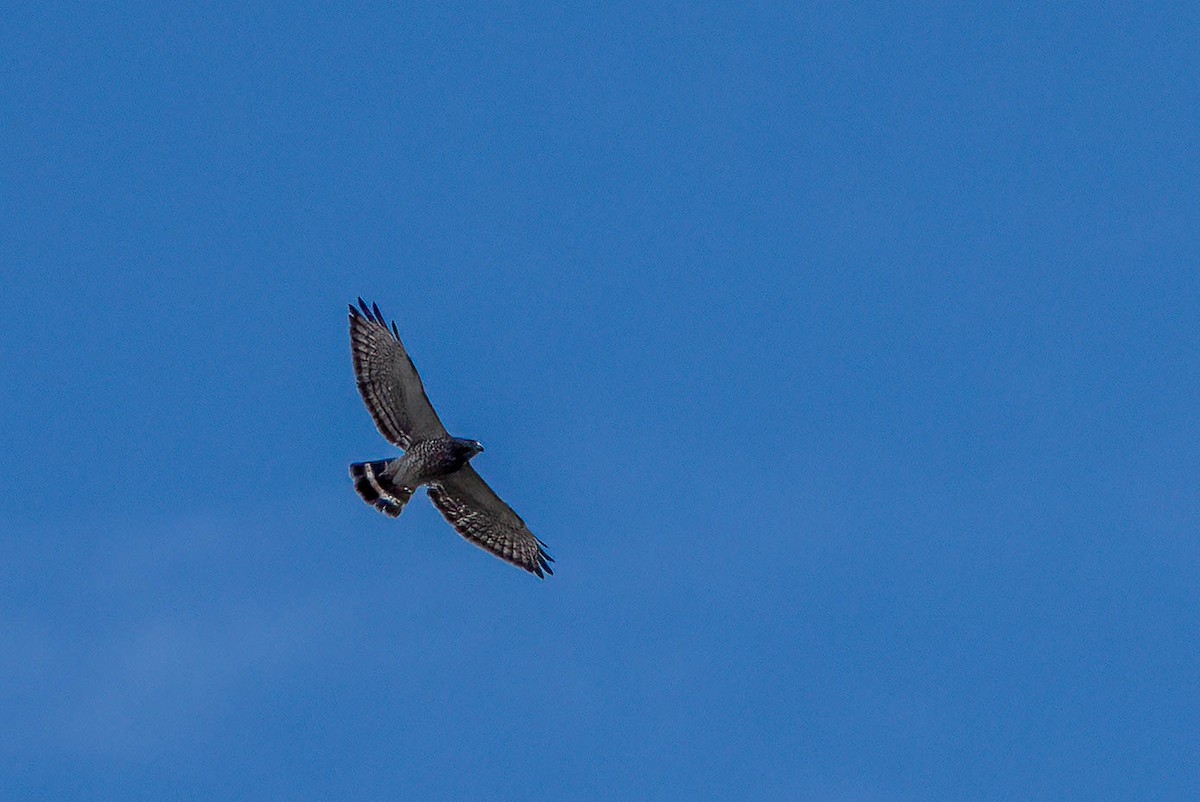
[2,3,1196,799]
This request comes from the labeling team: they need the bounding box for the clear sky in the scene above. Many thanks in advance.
[2,3,1196,799]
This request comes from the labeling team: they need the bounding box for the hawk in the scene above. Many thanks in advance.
[347,298,554,578]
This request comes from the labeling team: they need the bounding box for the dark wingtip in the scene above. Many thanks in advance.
[531,547,554,578]
[350,298,398,337]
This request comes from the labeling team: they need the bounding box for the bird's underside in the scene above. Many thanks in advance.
[348,298,553,578]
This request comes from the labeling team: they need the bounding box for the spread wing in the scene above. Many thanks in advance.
[427,465,554,578]
[349,298,448,450]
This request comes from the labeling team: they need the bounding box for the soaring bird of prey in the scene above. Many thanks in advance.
[347,298,553,577]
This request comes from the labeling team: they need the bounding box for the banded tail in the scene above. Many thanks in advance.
[350,459,414,517]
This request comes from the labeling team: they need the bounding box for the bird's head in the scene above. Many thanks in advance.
[453,438,485,459]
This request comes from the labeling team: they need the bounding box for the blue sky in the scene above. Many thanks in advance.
[2,2,1196,799]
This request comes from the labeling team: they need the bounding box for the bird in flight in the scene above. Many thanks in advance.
[347,298,554,577]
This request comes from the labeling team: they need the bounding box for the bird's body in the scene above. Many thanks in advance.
[393,437,484,488]
[350,436,481,517]
[347,299,553,577]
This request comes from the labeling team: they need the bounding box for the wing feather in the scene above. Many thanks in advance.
[349,298,448,449]
[428,466,554,577]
